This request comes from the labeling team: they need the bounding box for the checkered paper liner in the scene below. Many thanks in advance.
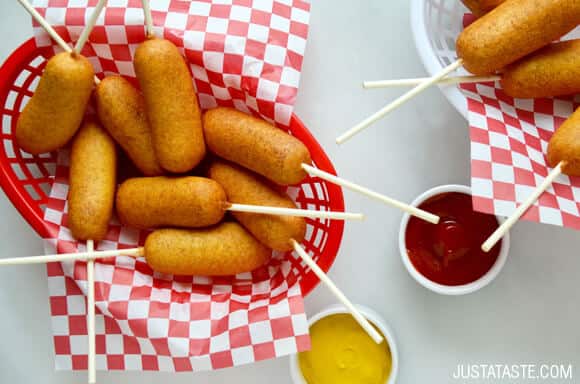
[29,0,318,372]
[44,164,310,372]
[460,22,580,230]
[33,0,310,127]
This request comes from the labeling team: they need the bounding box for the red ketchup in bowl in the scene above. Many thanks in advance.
[405,192,501,286]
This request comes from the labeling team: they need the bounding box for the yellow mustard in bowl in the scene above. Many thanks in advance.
[297,313,392,384]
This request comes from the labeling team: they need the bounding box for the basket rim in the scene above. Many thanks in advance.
[410,0,468,120]
[0,39,53,238]
[0,38,344,297]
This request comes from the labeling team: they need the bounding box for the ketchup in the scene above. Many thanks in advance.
[405,192,501,286]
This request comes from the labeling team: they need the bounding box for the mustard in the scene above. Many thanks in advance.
[298,313,392,384]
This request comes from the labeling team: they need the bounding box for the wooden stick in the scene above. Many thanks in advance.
[302,164,440,224]
[17,0,71,53]
[86,240,96,384]
[481,161,565,252]
[141,0,154,38]
[363,74,501,89]
[291,240,383,344]
[73,0,107,55]
[0,247,142,265]
[227,203,365,221]
[336,59,464,144]
[17,0,101,84]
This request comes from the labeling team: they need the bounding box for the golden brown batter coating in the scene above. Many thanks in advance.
[68,120,117,241]
[461,0,505,17]
[456,0,580,75]
[208,160,306,251]
[501,40,580,99]
[547,106,580,176]
[134,38,205,173]
[144,223,271,276]
[16,52,94,154]
[95,76,163,176]
[116,176,226,229]
[203,107,311,185]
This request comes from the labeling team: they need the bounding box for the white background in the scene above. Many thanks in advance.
[0,1,579,383]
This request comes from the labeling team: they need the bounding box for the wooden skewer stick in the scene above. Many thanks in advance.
[302,164,440,224]
[86,240,96,384]
[17,0,71,52]
[0,248,143,265]
[0,203,362,267]
[363,74,501,89]
[481,161,565,252]
[227,203,364,221]
[336,59,464,144]
[291,240,383,344]
[73,0,107,55]
[17,0,101,84]
[141,0,154,38]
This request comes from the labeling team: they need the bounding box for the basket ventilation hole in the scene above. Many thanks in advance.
[44,162,56,176]
[39,182,51,199]
[305,224,314,240]
[2,115,11,134]
[6,91,18,111]
[313,229,324,249]
[29,56,45,68]
[20,151,33,159]
[11,163,25,180]
[26,163,43,179]
[3,139,14,158]
[434,36,443,51]
[20,96,31,112]
[446,36,456,51]
[28,76,40,93]
[314,182,327,203]
[301,183,313,199]
[24,184,40,201]
[14,70,31,88]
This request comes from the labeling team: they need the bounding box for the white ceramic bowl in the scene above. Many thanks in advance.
[399,184,509,295]
[289,304,398,384]
[410,0,470,119]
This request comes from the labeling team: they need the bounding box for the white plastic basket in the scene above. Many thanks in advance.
[410,0,470,119]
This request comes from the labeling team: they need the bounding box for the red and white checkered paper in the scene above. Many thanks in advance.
[33,0,314,372]
[33,0,310,126]
[460,22,580,230]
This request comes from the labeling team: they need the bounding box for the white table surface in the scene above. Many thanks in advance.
[1,1,579,383]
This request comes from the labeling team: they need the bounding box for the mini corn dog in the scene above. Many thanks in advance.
[95,76,163,176]
[203,107,312,185]
[456,0,580,75]
[0,223,271,276]
[134,38,205,173]
[68,120,117,241]
[500,40,580,99]
[116,175,361,230]
[145,223,271,276]
[116,176,226,229]
[208,160,306,251]
[547,106,580,176]
[16,52,94,154]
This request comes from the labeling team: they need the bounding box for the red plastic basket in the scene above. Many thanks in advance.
[0,38,344,297]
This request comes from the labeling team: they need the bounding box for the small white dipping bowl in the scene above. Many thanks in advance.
[399,184,509,295]
[289,304,398,384]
